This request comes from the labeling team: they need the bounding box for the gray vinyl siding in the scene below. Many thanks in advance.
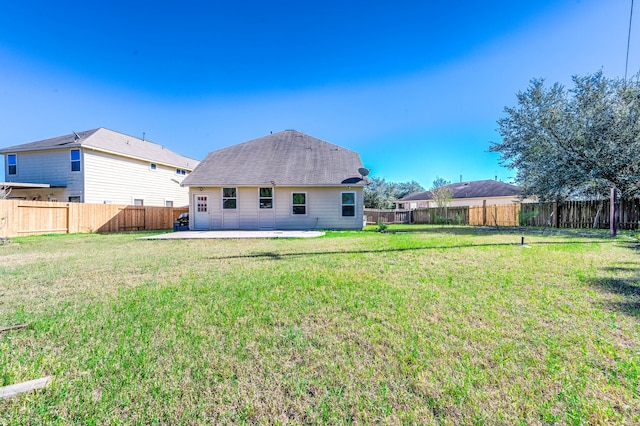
[83,150,190,206]
[188,186,363,230]
[3,149,85,200]
[274,186,363,230]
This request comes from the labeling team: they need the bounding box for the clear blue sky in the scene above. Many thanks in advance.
[0,1,637,189]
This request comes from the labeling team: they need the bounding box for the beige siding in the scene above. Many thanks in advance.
[189,186,364,230]
[84,150,190,207]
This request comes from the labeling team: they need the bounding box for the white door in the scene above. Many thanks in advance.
[193,195,209,229]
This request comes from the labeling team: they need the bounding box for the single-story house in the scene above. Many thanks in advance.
[181,130,367,230]
[0,128,199,206]
[395,179,525,209]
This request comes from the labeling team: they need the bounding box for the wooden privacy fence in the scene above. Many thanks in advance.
[469,204,520,227]
[520,199,640,230]
[364,209,411,224]
[412,206,469,225]
[374,199,640,229]
[0,200,189,238]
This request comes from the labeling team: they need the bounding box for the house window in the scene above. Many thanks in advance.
[150,163,157,171]
[222,187,237,209]
[68,196,81,203]
[165,201,173,207]
[134,199,144,206]
[175,169,187,175]
[196,196,207,212]
[259,187,273,209]
[292,192,306,215]
[341,192,356,217]
[70,149,81,172]
[7,154,16,175]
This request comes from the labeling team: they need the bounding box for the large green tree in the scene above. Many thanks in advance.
[490,71,640,200]
[363,177,424,209]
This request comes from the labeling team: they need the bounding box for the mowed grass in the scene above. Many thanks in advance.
[1,226,639,424]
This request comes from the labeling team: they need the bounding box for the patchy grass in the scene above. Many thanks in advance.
[1,228,639,424]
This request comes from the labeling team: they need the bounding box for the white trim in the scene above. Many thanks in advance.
[222,187,237,210]
[70,149,81,173]
[291,191,307,216]
[340,191,356,218]
[6,153,17,176]
[258,187,274,209]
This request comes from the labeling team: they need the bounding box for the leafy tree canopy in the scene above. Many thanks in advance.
[431,176,451,190]
[490,71,640,200]
[363,177,424,209]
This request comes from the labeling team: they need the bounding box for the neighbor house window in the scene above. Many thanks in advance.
[134,199,144,206]
[150,163,157,171]
[341,192,356,217]
[175,168,187,175]
[70,149,81,172]
[7,154,16,175]
[165,201,173,207]
[292,192,306,215]
[222,187,237,209]
[68,196,81,203]
[259,187,273,209]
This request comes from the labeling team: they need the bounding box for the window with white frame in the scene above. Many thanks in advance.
[222,187,237,209]
[7,154,16,175]
[150,163,157,171]
[341,192,356,217]
[165,201,173,207]
[259,187,273,209]
[134,199,144,206]
[175,168,187,175]
[292,192,306,215]
[70,149,81,172]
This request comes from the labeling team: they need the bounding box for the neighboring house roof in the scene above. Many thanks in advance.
[399,180,521,202]
[0,128,199,170]
[182,130,366,187]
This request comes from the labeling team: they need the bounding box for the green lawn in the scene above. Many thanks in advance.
[1,226,639,424]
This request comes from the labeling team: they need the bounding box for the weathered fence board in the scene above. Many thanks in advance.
[365,197,639,229]
[0,200,188,237]
[413,207,469,225]
[364,209,411,224]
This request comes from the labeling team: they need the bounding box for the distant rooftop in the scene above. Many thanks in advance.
[399,179,521,201]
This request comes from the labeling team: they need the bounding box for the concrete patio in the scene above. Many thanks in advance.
[139,230,325,240]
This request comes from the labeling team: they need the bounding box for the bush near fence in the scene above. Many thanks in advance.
[0,199,188,238]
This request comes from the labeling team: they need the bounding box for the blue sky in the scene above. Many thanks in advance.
[0,0,637,189]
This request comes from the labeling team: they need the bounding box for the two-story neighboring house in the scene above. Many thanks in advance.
[0,128,199,206]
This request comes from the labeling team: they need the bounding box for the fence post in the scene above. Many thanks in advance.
[553,202,559,228]
[610,187,617,237]
[482,200,487,226]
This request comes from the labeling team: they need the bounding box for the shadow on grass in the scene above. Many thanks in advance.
[587,263,640,318]
[367,225,628,240]
[206,240,616,261]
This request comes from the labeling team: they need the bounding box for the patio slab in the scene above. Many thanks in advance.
[139,230,325,240]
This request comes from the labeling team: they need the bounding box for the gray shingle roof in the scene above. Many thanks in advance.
[182,130,365,187]
[0,128,198,169]
[399,180,521,201]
